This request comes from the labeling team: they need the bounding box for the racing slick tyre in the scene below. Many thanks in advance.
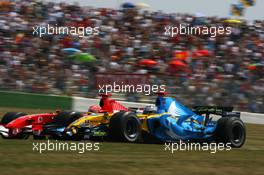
[214,117,246,148]
[109,111,142,142]
[53,111,82,127]
[1,112,27,125]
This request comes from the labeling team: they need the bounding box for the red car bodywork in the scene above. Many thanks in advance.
[1,113,57,137]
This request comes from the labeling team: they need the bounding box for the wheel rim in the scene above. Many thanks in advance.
[232,124,243,144]
[125,118,138,139]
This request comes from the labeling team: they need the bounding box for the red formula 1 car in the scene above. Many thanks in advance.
[0,112,59,139]
[0,94,128,139]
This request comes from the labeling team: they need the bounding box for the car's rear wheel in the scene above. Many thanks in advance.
[52,111,82,127]
[109,112,142,142]
[1,112,27,125]
[214,117,246,148]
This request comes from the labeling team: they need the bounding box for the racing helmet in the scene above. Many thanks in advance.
[143,105,156,114]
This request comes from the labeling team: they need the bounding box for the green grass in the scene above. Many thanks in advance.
[0,108,263,175]
[0,91,72,110]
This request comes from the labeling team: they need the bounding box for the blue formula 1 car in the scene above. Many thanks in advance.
[43,93,246,148]
[145,94,246,148]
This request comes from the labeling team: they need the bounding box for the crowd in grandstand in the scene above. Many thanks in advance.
[0,0,263,112]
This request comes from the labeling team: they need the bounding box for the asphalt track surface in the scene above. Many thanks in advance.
[73,97,264,125]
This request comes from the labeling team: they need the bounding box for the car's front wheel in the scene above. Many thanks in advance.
[109,112,142,142]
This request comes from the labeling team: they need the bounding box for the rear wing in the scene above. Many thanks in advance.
[192,106,240,118]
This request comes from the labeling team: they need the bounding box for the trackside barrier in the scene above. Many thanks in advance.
[72,96,264,124]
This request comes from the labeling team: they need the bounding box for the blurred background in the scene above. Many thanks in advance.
[0,0,263,113]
